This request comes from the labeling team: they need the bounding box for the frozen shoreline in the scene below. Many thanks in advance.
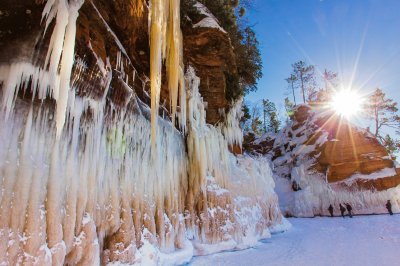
[190,215,400,266]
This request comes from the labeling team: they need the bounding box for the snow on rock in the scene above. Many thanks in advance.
[341,167,397,184]
[193,2,227,33]
[249,104,400,217]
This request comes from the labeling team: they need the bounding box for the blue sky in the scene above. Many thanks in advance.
[246,0,400,131]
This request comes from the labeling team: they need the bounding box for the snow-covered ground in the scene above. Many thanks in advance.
[190,215,400,266]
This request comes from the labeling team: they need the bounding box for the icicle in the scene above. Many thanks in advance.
[43,0,69,101]
[149,0,185,150]
[222,97,244,149]
[166,0,185,127]
[149,0,164,150]
[36,0,85,137]
[55,0,84,138]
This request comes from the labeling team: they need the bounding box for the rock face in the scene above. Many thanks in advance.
[248,105,400,217]
[183,26,237,124]
[252,105,400,191]
[315,112,399,191]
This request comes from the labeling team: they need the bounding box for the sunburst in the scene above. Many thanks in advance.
[330,89,364,119]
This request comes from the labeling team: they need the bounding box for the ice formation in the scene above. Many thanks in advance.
[0,72,287,264]
[149,0,186,148]
[222,97,244,149]
[0,0,287,264]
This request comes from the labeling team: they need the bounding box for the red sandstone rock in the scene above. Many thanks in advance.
[247,105,400,191]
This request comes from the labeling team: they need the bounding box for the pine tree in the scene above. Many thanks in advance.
[240,103,252,133]
[323,69,338,91]
[262,99,268,133]
[269,109,281,133]
[317,69,338,102]
[249,103,264,135]
[382,134,400,158]
[284,97,295,121]
[291,61,316,104]
[262,99,281,133]
[285,74,297,106]
[364,88,400,138]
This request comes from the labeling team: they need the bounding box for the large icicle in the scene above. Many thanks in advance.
[39,0,83,137]
[166,0,186,128]
[149,0,186,149]
[55,0,84,137]
[149,0,164,149]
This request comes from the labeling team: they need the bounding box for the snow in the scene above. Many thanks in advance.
[341,167,397,185]
[190,215,400,266]
[194,18,226,32]
[193,3,227,33]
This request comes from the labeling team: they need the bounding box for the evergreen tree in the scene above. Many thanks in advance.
[285,74,297,106]
[317,69,338,102]
[240,103,252,133]
[364,88,400,138]
[262,99,268,133]
[284,97,295,121]
[234,26,262,95]
[250,104,263,135]
[382,134,400,158]
[306,86,319,103]
[323,69,338,91]
[262,99,281,133]
[291,61,316,104]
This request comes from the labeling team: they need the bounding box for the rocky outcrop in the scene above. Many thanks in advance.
[248,105,400,217]
[250,105,400,192]
[314,107,400,191]
[183,26,237,124]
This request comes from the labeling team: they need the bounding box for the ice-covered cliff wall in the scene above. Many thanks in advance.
[0,1,287,264]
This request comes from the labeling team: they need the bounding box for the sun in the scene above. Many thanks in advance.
[330,89,364,118]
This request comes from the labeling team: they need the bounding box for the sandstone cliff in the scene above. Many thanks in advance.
[0,1,286,265]
[248,105,400,216]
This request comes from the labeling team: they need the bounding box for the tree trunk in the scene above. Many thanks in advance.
[301,74,306,104]
[375,106,379,137]
[291,82,296,106]
[263,100,267,133]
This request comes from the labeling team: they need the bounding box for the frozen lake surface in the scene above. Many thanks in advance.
[190,215,400,266]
